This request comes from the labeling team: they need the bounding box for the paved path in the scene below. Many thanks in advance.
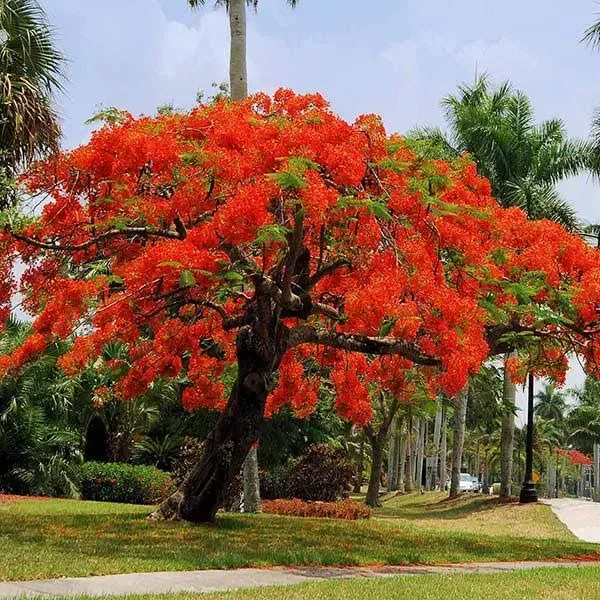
[0,561,597,599]
[543,498,600,543]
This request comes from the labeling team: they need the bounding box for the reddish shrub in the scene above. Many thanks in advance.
[262,498,371,520]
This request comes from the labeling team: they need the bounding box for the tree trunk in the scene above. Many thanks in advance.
[449,387,468,499]
[228,0,248,101]
[415,419,425,491]
[366,434,385,507]
[440,404,447,490]
[391,416,403,491]
[398,424,407,493]
[482,449,490,494]
[404,408,414,492]
[429,404,442,490]
[500,353,516,498]
[242,446,261,513]
[387,418,398,492]
[150,325,279,523]
[354,436,365,493]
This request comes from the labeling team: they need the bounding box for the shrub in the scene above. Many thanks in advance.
[79,462,175,505]
[262,498,371,520]
[284,444,355,502]
[259,466,289,500]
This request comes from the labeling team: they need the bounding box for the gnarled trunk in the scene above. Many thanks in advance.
[151,325,280,523]
[500,353,516,498]
[449,387,468,499]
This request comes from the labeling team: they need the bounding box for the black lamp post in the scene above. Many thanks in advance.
[520,372,538,503]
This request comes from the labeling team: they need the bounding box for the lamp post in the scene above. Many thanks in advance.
[520,372,538,503]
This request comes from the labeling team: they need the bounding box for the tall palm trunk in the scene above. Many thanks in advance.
[440,404,447,489]
[228,0,248,101]
[449,388,468,498]
[387,417,398,492]
[227,0,261,512]
[404,407,415,492]
[500,353,516,498]
[398,423,407,492]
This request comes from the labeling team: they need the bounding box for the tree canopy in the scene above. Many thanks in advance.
[3,90,600,519]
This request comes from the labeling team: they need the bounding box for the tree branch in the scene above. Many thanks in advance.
[288,325,441,366]
[8,226,184,252]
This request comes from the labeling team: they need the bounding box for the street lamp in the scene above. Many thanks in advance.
[520,372,538,503]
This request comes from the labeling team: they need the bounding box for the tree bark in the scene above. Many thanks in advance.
[366,433,385,507]
[228,0,248,101]
[429,404,442,490]
[242,446,261,513]
[449,387,468,499]
[500,353,516,498]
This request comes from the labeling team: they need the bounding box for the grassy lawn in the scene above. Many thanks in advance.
[46,567,600,600]
[1,492,598,582]
[375,491,575,539]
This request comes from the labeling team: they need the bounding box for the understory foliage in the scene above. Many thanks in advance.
[79,462,175,505]
[262,498,371,520]
[276,443,355,501]
[3,89,600,498]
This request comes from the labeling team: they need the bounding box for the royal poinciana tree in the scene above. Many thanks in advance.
[3,90,600,522]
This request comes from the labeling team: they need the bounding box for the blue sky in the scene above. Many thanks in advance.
[43,0,600,410]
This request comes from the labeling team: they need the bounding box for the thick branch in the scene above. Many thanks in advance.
[288,325,441,366]
[8,226,184,252]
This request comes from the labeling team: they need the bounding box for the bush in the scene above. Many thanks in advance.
[79,462,175,505]
[263,498,371,520]
[259,466,289,500]
[284,444,355,502]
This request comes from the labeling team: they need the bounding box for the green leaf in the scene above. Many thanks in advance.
[255,224,291,246]
[267,171,308,191]
[179,270,196,288]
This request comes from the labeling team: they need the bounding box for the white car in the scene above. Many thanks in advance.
[459,473,475,492]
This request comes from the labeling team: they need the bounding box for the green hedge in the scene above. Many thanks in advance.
[79,462,175,505]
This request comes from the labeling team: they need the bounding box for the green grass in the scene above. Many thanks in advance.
[46,568,600,600]
[0,494,598,581]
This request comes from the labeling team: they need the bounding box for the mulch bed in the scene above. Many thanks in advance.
[0,494,51,504]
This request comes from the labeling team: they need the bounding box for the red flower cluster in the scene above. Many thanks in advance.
[558,448,593,466]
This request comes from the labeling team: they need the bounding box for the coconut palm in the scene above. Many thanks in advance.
[535,383,568,424]
[188,0,299,101]
[187,0,300,513]
[410,77,590,498]
[0,0,64,206]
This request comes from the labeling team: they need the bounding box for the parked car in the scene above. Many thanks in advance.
[470,476,481,493]
[459,472,475,492]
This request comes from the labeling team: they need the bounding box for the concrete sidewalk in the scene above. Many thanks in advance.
[543,498,600,542]
[0,561,596,599]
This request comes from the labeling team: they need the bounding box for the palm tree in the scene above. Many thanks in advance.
[535,383,568,424]
[188,0,299,101]
[0,0,63,206]
[410,77,590,498]
[187,0,300,514]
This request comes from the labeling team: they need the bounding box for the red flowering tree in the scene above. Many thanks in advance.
[3,90,600,522]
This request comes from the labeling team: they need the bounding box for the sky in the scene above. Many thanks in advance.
[42,0,600,417]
